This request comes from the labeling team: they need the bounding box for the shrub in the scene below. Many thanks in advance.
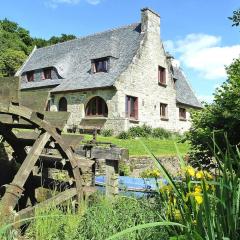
[117,131,131,139]
[152,127,171,139]
[129,124,152,138]
[100,129,113,137]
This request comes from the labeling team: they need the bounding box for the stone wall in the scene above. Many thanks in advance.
[115,8,191,134]
[96,156,181,178]
[50,88,128,132]
[48,9,193,134]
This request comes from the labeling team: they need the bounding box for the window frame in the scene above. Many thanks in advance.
[85,96,108,117]
[126,95,138,120]
[26,71,34,82]
[43,68,52,80]
[160,103,168,120]
[179,107,187,121]
[91,57,109,73]
[158,66,166,86]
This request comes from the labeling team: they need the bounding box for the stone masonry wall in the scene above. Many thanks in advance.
[96,156,181,177]
[50,88,127,131]
[49,9,192,134]
[115,9,192,134]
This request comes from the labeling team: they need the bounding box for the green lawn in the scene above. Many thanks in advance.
[83,134,189,157]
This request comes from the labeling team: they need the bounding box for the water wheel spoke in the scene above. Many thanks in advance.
[1,131,51,213]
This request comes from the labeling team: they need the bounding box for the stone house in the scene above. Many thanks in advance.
[16,8,201,134]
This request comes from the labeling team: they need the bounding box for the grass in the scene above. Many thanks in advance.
[83,134,189,157]
[18,195,169,240]
[14,129,189,157]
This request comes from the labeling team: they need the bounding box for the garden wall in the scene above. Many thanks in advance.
[96,156,181,177]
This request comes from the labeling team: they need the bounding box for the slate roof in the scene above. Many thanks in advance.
[19,23,143,92]
[21,79,62,90]
[19,22,201,108]
[173,67,202,108]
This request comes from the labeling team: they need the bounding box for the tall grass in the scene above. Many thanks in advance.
[109,138,240,239]
[14,195,168,240]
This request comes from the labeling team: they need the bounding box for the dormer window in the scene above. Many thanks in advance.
[91,57,109,73]
[43,68,52,80]
[26,71,34,82]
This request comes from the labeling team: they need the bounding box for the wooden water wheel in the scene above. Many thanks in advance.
[0,77,90,223]
[0,104,89,220]
[0,77,128,226]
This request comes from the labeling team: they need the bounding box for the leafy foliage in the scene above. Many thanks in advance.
[20,196,169,240]
[117,125,177,140]
[152,127,172,139]
[0,18,76,77]
[100,129,113,137]
[117,131,131,139]
[229,9,240,27]
[109,139,240,240]
[184,58,240,168]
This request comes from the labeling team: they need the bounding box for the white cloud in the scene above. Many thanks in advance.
[164,34,240,80]
[45,0,102,8]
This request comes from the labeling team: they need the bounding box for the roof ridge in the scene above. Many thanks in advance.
[35,22,140,52]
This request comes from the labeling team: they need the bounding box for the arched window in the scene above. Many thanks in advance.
[85,96,108,117]
[59,97,67,112]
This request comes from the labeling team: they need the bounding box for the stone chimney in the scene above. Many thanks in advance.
[141,8,160,37]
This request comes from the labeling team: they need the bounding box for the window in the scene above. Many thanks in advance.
[179,107,187,120]
[59,97,67,112]
[92,58,108,73]
[160,103,168,119]
[26,71,34,82]
[158,66,166,85]
[126,95,138,120]
[43,68,52,80]
[85,96,108,117]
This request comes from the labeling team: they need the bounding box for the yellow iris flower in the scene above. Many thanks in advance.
[186,166,195,177]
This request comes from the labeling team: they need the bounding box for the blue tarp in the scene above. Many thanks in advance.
[95,176,168,197]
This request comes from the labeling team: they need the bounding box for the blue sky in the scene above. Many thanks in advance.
[1,0,239,102]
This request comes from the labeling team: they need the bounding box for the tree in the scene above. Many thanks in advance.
[229,9,240,27]
[48,34,76,45]
[185,58,240,168]
[0,49,26,77]
[0,18,77,77]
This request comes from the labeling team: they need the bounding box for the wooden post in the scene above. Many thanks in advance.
[105,160,119,196]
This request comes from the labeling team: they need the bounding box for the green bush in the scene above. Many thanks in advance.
[185,58,240,168]
[129,124,152,138]
[117,125,175,140]
[117,131,131,139]
[100,129,113,137]
[152,127,171,139]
